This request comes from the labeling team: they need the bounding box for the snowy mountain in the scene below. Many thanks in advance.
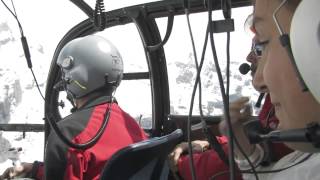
[168,55,257,115]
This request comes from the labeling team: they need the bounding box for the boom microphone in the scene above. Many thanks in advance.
[239,63,251,75]
[245,121,320,148]
[259,128,309,142]
[255,93,265,108]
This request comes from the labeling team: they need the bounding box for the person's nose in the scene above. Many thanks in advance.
[252,61,268,93]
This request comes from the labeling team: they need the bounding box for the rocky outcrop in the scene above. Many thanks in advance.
[0,80,22,124]
[0,22,14,48]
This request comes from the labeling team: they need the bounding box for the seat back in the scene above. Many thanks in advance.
[100,129,183,180]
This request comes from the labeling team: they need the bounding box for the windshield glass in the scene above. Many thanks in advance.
[156,6,257,116]
[0,0,86,171]
[0,0,255,173]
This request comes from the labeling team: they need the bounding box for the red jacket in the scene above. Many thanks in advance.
[258,94,292,161]
[178,136,243,180]
[33,96,147,180]
[177,95,292,180]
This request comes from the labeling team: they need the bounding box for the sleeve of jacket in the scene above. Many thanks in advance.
[177,136,243,180]
[44,129,70,180]
[29,161,44,180]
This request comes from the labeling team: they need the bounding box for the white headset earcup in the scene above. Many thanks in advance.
[290,0,320,103]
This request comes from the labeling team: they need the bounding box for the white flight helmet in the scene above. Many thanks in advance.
[56,35,123,99]
[290,0,320,103]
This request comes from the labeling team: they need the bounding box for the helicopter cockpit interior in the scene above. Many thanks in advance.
[0,0,262,179]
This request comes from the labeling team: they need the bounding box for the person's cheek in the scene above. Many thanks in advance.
[262,42,280,96]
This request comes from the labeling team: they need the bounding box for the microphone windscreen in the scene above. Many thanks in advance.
[239,63,251,75]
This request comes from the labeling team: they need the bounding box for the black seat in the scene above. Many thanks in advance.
[100,129,183,180]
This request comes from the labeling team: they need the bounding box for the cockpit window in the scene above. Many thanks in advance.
[0,1,257,173]
[0,0,87,171]
[156,6,259,116]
